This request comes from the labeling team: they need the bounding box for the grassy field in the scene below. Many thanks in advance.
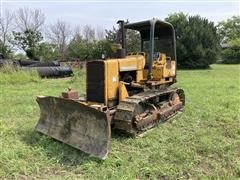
[0,64,240,179]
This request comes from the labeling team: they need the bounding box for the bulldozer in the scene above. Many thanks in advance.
[35,19,185,159]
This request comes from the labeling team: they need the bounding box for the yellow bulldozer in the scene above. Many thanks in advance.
[35,19,185,159]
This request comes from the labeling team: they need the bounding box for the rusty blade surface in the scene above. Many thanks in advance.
[35,96,111,159]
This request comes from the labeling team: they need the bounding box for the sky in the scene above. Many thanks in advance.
[1,0,240,30]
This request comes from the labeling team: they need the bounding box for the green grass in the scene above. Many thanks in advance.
[0,65,40,85]
[0,64,240,179]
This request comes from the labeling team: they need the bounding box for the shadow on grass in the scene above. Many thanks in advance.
[21,128,130,166]
[21,129,105,166]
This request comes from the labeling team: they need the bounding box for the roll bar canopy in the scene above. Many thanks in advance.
[124,19,177,79]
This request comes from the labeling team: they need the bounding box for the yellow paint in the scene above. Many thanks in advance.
[96,52,176,106]
[104,60,119,105]
[102,54,145,105]
[136,70,143,82]
[119,81,129,101]
[159,53,167,65]
[118,55,145,72]
[152,66,163,80]
[163,61,175,78]
[151,53,175,82]
[143,69,148,80]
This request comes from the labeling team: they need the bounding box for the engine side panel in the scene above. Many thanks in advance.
[86,55,145,106]
[105,60,119,103]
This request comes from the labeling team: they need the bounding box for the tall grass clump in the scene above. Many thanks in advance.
[69,68,86,83]
[67,68,86,94]
[0,65,40,85]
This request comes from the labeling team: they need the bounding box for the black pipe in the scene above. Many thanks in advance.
[19,60,39,66]
[27,61,60,67]
[23,66,73,78]
[117,20,126,49]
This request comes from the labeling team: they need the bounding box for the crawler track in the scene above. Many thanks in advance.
[114,87,185,135]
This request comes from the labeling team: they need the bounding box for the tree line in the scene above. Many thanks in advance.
[0,8,108,61]
[0,8,239,68]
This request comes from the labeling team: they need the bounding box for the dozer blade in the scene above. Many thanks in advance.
[35,96,111,159]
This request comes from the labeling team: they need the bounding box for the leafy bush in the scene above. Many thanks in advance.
[67,39,112,60]
[221,39,240,64]
[217,16,240,44]
[0,43,12,59]
[13,29,43,60]
[37,43,59,61]
[105,23,141,53]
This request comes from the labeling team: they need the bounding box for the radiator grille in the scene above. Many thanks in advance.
[87,61,105,103]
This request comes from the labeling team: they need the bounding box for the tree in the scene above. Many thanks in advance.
[96,26,105,40]
[105,26,118,42]
[82,25,95,42]
[37,43,59,61]
[13,53,27,60]
[221,38,240,64]
[92,40,112,59]
[13,29,43,60]
[14,8,45,32]
[12,8,45,60]
[217,16,240,44]
[65,24,115,60]
[125,29,141,53]
[67,34,111,61]
[217,16,240,64]
[67,25,112,61]
[0,11,14,58]
[47,20,71,60]
[105,21,141,53]
[67,37,89,60]
[166,13,220,69]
